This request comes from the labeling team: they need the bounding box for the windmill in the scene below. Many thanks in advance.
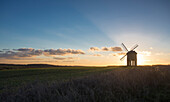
[120,43,138,66]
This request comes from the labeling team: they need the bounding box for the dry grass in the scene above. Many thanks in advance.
[0,66,170,102]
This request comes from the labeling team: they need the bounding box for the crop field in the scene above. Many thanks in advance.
[0,65,170,102]
[0,65,114,93]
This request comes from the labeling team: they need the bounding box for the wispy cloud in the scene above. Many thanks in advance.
[53,57,78,60]
[53,57,66,60]
[89,54,103,57]
[155,52,170,56]
[62,61,74,62]
[111,52,126,56]
[89,46,122,52]
[139,51,151,56]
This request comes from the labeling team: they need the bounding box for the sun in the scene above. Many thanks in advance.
[119,52,147,65]
[137,54,145,65]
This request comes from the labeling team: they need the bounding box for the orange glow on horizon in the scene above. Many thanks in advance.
[137,54,144,65]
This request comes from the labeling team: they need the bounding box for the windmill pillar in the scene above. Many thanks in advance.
[135,60,137,66]
[135,56,137,66]
[127,60,130,66]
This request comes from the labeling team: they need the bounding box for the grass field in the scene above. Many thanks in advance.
[0,66,115,93]
[0,65,170,102]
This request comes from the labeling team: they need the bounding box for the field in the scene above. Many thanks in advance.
[0,65,114,93]
[0,65,170,102]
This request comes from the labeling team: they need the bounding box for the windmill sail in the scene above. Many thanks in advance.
[131,44,138,51]
[120,54,127,60]
[121,43,129,52]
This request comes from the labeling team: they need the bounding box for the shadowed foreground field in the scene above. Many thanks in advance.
[0,65,170,102]
[0,65,114,93]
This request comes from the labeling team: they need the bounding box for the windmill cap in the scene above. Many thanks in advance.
[127,51,137,54]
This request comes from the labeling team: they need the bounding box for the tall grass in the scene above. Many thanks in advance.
[0,66,170,102]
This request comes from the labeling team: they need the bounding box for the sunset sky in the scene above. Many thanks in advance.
[0,0,170,66]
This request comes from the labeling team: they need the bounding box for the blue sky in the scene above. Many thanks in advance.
[0,0,170,65]
[0,0,114,50]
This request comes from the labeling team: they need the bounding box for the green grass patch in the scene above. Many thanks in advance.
[0,66,116,93]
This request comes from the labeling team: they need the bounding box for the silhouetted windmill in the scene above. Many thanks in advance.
[120,43,138,66]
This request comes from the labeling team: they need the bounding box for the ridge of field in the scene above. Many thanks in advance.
[0,66,116,93]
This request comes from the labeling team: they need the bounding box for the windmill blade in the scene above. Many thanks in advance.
[121,43,128,52]
[120,54,127,60]
[131,44,138,51]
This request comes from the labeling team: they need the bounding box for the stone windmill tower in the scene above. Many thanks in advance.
[120,43,138,66]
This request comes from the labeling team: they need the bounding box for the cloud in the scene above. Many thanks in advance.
[0,48,85,59]
[90,54,103,57]
[110,47,122,51]
[2,49,10,51]
[53,57,66,60]
[89,47,100,51]
[89,46,122,52]
[67,57,79,60]
[44,48,85,56]
[102,47,122,51]
[102,47,110,51]
[53,57,79,61]
[0,49,43,59]
[89,47,122,52]
[68,57,74,59]
[0,58,59,64]
[13,48,34,52]
[139,51,151,56]
[62,61,74,62]
[112,52,126,56]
